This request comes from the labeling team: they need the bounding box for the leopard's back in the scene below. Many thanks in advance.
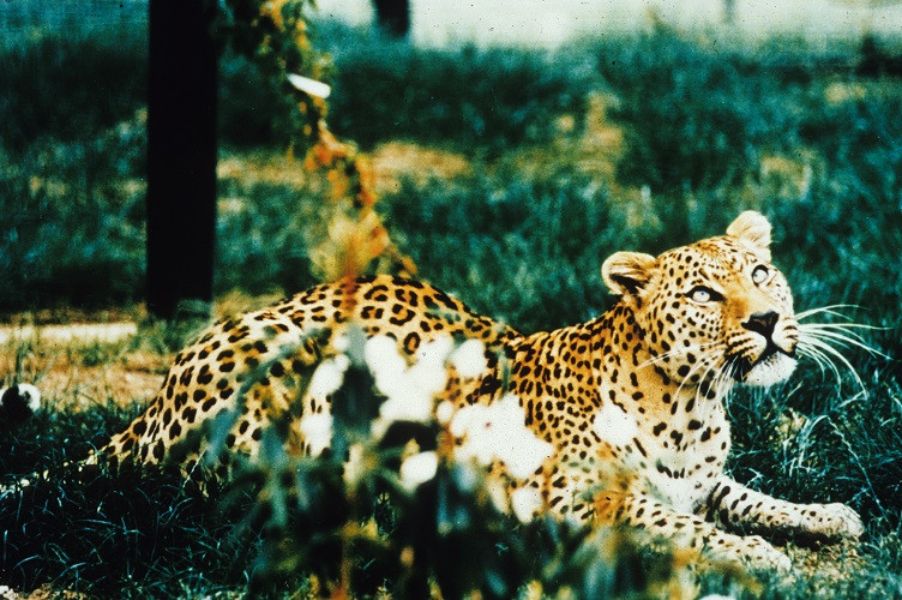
[100,276,519,469]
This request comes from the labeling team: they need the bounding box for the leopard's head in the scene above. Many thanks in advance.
[602,211,798,389]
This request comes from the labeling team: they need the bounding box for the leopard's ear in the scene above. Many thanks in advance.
[726,211,772,261]
[601,252,656,296]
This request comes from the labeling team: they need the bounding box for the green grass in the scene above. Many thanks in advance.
[0,14,900,599]
[0,408,253,596]
[321,22,591,155]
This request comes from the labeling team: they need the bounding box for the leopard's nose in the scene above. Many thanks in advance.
[742,311,778,339]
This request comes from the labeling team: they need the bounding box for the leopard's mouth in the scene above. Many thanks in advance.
[730,342,796,383]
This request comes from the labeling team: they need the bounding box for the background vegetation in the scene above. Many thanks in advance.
[0,5,899,599]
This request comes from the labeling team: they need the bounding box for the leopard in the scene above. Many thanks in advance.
[15,211,866,571]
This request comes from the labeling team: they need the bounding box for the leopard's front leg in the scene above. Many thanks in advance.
[595,491,792,571]
[703,476,864,541]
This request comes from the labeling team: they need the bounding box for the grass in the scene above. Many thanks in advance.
[322,22,592,156]
[0,416,251,597]
[0,12,900,599]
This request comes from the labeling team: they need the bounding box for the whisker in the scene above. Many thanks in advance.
[798,327,888,359]
[799,322,882,332]
[715,357,738,408]
[795,304,861,321]
[692,356,720,409]
[798,336,867,393]
[726,338,758,359]
[637,341,722,370]
[799,329,863,347]
[796,346,831,379]
[800,323,887,344]
[793,304,885,396]
[708,354,736,412]
[718,356,737,396]
[672,353,717,404]
[797,340,845,384]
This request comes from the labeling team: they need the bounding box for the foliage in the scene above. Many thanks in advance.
[220,26,592,156]
[217,0,414,279]
[215,0,326,148]
[382,167,624,332]
[2,22,898,313]
[2,308,898,598]
[0,337,691,599]
[598,31,766,191]
[216,179,317,295]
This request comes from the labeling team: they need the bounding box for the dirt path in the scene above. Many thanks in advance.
[0,322,137,345]
[1,322,167,411]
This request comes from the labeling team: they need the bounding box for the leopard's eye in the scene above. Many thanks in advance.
[752,265,770,285]
[687,286,722,303]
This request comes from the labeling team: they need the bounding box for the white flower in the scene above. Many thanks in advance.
[332,331,350,353]
[511,486,543,523]
[287,73,331,98]
[299,413,333,456]
[364,335,407,395]
[436,400,455,425]
[0,584,19,600]
[450,393,552,479]
[365,335,454,437]
[486,476,510,515]
[418,335,455,362]
[309,354,350,399]
[399,451,438,491]
[16,383,41,412]
[407,336,455,394]
[592,398,638,448]
[343,443,367,489]
[449,339,487,378]
[376,393,435,433]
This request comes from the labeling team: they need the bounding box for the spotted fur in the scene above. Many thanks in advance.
[73,212,867,570]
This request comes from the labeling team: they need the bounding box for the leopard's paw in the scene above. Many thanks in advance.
[802,502,864,540]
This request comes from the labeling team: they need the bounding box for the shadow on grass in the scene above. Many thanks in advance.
[0,407,264,596]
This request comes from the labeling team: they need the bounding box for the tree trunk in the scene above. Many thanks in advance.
[723,0,737,24]
[373,0,410,38]
[146,0,218,320]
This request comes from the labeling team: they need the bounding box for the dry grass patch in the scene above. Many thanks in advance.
[369,141,471,194]
[1,336,167,411]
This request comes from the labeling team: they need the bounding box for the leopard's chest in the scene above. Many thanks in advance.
[590,394,732,514]
[635,407,732,512]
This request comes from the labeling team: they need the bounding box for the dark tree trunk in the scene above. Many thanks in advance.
[373,0,410,38]
[146,0,218,319]
[723,0,736,25]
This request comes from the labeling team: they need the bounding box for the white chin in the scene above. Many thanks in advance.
[743,354,797,387]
